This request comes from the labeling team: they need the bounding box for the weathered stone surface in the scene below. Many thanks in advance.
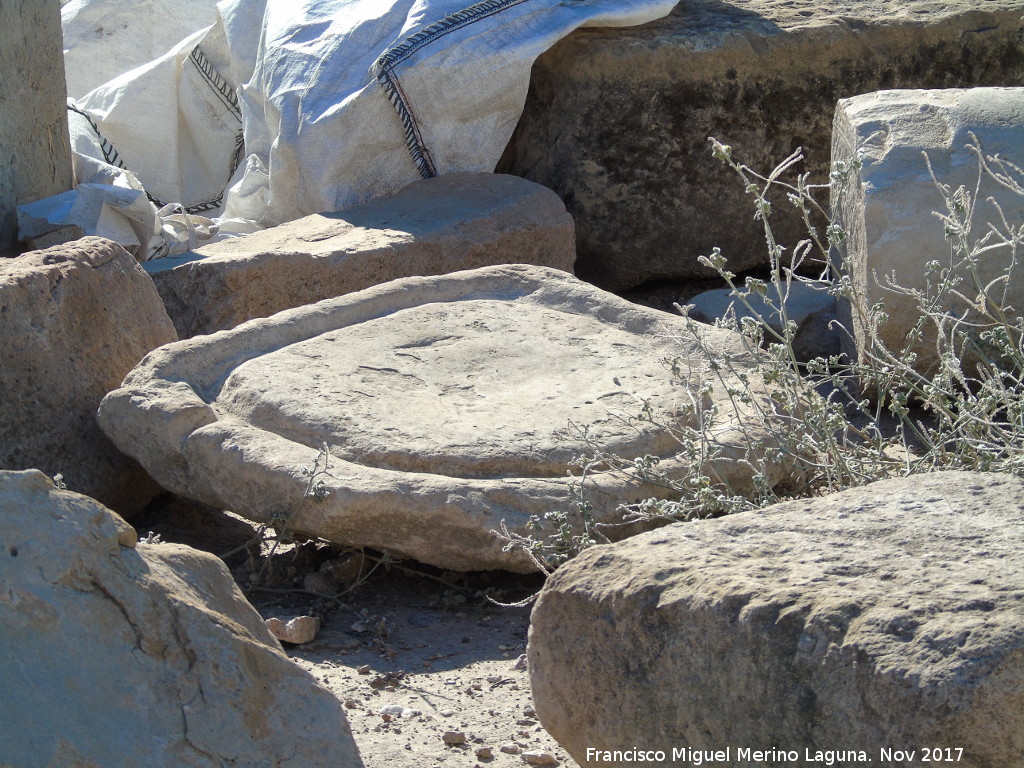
[687,279,841,362]
[831,87,1024,375]
[0,237,178,515]
[22,223,86,252]
[500,0,1024,290]
[99,264,797,572]
[0,0,72,254]
[529,471,1024,768]
[0,469,362,768]
[266,615,321,645]
[148,172,576,338]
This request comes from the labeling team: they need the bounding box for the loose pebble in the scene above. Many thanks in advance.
[442,730,466,745]
[264,615,320,645]
[521,750,558,766]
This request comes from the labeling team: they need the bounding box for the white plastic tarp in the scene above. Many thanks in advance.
[51,0,679,259]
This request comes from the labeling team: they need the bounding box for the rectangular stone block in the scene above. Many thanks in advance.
[530,472,1024,768]
[0,237,178,514]
[147,173,576,337]
[501,1,1024,290]
[831,87,1024,375]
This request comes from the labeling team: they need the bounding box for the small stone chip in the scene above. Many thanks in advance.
[476,747,494,759]
[500,744,521,755]
[264,615,320,645]
[521,750,558,766]
[443,730,467,745]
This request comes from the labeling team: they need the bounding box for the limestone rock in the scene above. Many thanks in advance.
[148,172,576,337]
[522,751,559,766]
[99,264,798,572]
[266,615,321,645]
[0,469,361,768]
[686,279,840,362]
[831,88,1024,375]
[500,0,1024,290]
[0,237,177,515]
[529,471,1024,768]
[21,223,85,252]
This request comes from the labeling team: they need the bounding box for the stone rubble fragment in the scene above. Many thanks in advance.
[686,280,840,362]
[522,750,559,766]
[831,87,1024,375]
[148,172,576,337]
[502,0,1024,290]
[265,615,321,645]
[0,237,177,515]
[529,471,1024,768]
[0,469,361,767]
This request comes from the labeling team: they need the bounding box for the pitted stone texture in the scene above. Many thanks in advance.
[832,88,1024,375]
[99,264,795,572]
[529,471,1024,768]
[0,469,362,768]
[499,0,1024,290]
[148,172,576,337]
[0,237,177,515]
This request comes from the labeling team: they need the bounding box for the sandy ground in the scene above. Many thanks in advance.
[267,579,579,768]
[133,496,580,768]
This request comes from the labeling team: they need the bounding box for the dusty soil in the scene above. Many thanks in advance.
[274,578,577,768]
[132,496,580,768]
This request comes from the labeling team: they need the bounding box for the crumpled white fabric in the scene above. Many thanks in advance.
[50,0,678,259]
[60,0,220,100]
[16,178,163,258]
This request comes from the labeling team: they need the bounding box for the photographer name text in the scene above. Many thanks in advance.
[584,746,965,765]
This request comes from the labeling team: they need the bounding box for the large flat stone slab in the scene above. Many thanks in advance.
[529,471,1024,767]
[0,469,362,768]
[831,87,1024,375]
[99,264,796,572]
[500,0,1024,290]
[0,237,178,515]
[148,172,576,337]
